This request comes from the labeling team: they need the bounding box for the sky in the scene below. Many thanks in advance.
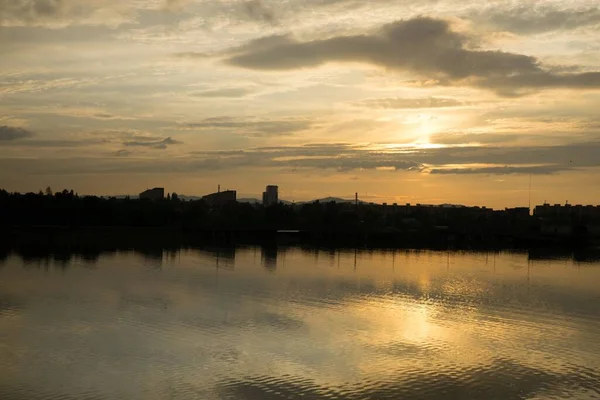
[1,0,600,207]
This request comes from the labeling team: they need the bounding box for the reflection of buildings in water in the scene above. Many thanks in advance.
[214,247,236,270]
[137,248,164,268]
[77,249,101,264]
[164,248,180,264]
[261,246,278,271]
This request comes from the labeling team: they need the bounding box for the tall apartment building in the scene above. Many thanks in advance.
[262,185,279,207]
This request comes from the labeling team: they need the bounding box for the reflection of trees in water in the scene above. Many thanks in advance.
[214,247,236,270]
[573,250,600,263]
[261,246,278,271]
[5,239,600,273]
[528,248,600,263]
[52,251,72,266]
[3,241,243,271]
[138,248,164,269]
[0,247,10,267]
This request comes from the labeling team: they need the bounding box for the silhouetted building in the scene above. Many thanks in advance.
[262,185,278,207]
[139,187,164,201]
[534,203,600,220]
[505,207,530,218]
[203,190,237,206]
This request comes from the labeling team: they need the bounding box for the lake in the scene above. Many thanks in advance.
[1,246,599,399]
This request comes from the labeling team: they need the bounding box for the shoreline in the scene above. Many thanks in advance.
[1,225,598,252]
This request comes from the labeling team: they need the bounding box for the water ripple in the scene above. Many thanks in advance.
[1,247,599,400]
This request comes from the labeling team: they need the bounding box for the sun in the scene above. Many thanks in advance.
[402,113,441,145]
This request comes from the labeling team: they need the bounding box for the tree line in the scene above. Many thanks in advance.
[0,187,526,234]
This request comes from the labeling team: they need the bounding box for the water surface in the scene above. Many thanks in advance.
[1,246,599,399]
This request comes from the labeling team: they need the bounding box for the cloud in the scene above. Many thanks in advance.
[190,87,256,98]
[123,136,183,150]
[474,6,600,35]
[0,0,135,28]
[162,0,191,12]
[186,141,600,175]
[222,17,600,96]
[356,97,464,109]
[3,138,105,147]
[429,132,532,145]
[197,140,600,175]
[180,117,313,137]
[0,125,35,141]
[3,140,599,176]
[242,0,277,24]
[429,165,570,175]
[0,77,97,95]
[114,149,132,157]
[174,52,210,59]
[1,129,181,150]
[91,113,135,120]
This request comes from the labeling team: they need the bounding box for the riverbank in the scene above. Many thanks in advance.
[1,225,598,253]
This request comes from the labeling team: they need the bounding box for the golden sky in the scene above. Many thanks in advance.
[1,0,600,207]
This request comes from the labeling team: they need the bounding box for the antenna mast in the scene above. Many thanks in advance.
[528,174,532,212]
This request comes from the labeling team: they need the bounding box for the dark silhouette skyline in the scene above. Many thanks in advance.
[1,187,599,250]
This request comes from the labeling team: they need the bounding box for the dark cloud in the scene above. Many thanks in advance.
[114,149,132,157]
[475,6,600,35]
[429,166,570,175]
[190,87,256,98]
[174,52,210,59]
[242,0,277,24]
[430,132,534,145]
[222,17,600,96]
[0,0,131,27]
[88,113,134,121]
[180,117,313,137]
[0,0,63,25]
[0,125,35,141]
[93,113,115,119]
[123,136,182,150]
[4,138,105,147]
[186,141,600,175]
[3,141,599,176]
[356,97,464,109]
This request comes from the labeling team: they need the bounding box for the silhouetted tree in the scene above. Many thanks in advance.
[0,187,594,249]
